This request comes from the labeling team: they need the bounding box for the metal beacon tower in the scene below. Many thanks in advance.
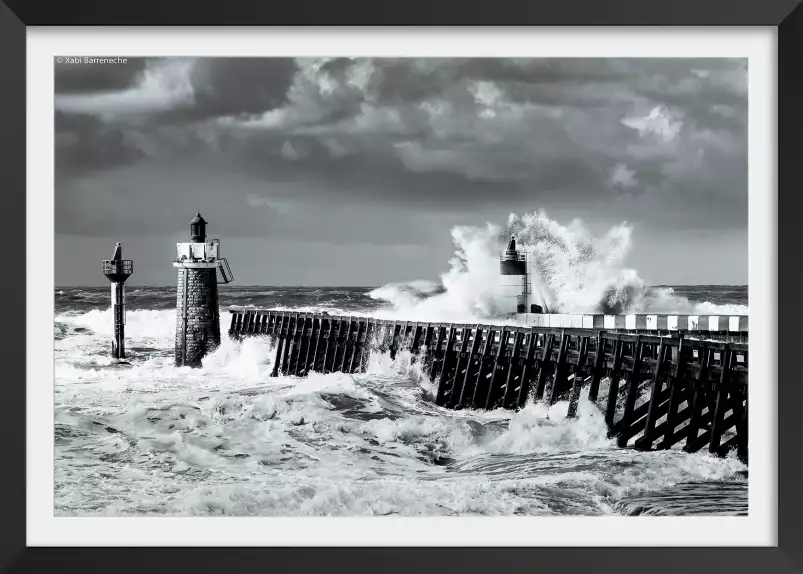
[102,242,133,360]
[173,213,235,368]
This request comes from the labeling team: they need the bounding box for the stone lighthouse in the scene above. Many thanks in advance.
[173,213,234,367]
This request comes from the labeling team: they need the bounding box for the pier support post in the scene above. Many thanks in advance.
[658,336,689,449]
[684,347,712,452]
[501,331,525,409]
[516,332,538,407]
[708,345,732,455]
[587,333,605,403]
[566,336,589,418]
[545,331,568,406]
[435,326,458,406]
[534,334,555,400]
[447,325,479,408]
[281,315,296,375]
[484,328,510,409]
[421,325,435,376]
[271,314,287,377]
[339,319,355,373]
[634,339,667,449]
[604,339,624,432]
[616,337,643,447]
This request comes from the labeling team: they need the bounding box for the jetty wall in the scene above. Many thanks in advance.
[228,309,748,460]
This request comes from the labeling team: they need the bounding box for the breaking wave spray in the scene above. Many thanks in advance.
[369,210,746,321]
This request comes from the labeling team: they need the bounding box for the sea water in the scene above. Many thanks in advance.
[54,284,748,516]
[54,213,749,516]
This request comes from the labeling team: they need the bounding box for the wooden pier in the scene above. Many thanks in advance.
[228,309,748,460]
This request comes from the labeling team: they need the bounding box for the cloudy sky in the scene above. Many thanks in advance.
[54,57,747,287]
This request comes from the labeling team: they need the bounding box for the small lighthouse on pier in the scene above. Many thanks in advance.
[499,236,530,315]
[102,242,133,360]
[173,213,234,367]
[499,236,546,319]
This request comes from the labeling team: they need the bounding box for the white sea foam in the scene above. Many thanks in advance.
[58,307,178,340]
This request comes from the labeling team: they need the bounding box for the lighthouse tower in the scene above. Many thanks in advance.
[173,213,234,367]
[499,236,548,323]
[499,236,529,316]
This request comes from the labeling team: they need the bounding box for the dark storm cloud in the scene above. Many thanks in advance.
[155,58,299,123]
[55,112,146,173]
[54,57,748,245]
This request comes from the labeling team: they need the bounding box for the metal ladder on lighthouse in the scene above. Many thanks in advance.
[217,257,235,284]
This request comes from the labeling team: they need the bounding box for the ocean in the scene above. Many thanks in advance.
[54,284,748,517]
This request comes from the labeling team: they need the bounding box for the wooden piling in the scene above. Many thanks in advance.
[270,313,288,377]
[684,346,712,452]
[421,325,435,375]
[338,319,355,373]
[657,336,689,449]
[604,339,625,432]
[708,344,732,455]
[479,328,506,409]
[588,333,605,403]
[534,334,554,400]
[634,339,667,450]
[516,332,538,407]
[566,335,589,418]
[310,316,322,370]
[616,337,643,447]
[293,316,311,376]
[435,326,458,407]
[484,328,510,409]
[501,331,525,409]
[389,322,402,360]
[409,324,424,367]
[448,325,479,408]
[322,319,338,374]
[545,331,568,406]
[458,327,486,408]
[430,326,447,381]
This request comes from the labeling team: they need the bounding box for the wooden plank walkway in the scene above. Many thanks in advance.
[228,309,748,461]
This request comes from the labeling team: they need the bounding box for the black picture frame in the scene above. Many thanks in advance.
[1,1,800,572]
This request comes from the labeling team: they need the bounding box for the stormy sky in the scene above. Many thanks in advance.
[54,57,748,287]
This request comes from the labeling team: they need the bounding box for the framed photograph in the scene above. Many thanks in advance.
[2,1,801,572]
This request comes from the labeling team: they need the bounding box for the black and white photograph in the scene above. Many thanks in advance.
[54,56,750,517]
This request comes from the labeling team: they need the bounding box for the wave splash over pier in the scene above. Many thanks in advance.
[369,210,748,321]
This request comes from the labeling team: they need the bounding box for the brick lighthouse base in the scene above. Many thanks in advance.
[175,267,220,367]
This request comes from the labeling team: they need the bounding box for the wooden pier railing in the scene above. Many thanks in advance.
[228,309,748,460]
